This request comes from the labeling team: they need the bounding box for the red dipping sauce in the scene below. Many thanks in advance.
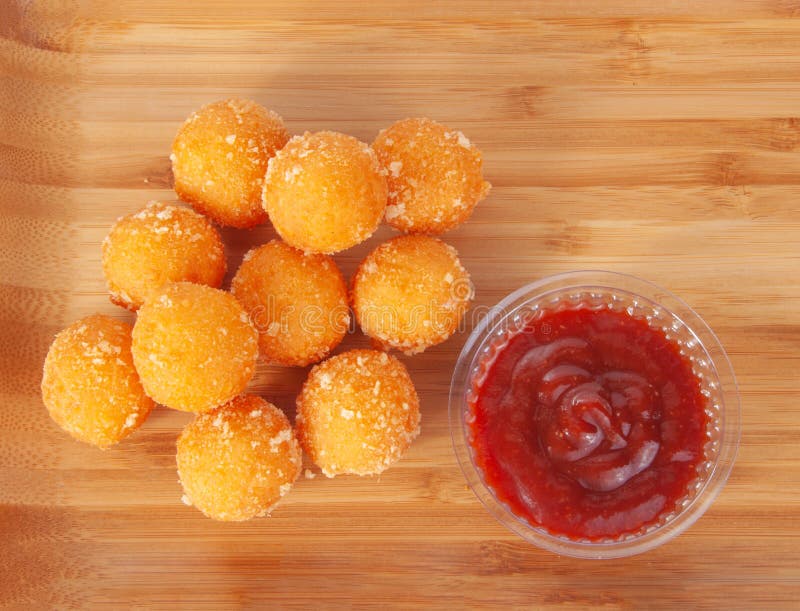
[469,306,708,541]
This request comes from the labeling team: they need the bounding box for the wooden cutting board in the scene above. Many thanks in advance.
[2,2,799,608]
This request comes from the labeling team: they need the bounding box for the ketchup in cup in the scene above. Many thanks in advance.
[469,305,709,541]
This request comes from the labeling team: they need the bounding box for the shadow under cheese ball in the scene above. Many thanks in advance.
[231,239,349,367]
[263,131,387,254]
[102,201,226,311]
[351,235,473,354]
[171,98,289,228]
[41,314,155,449]
[131,282,258,413]
[296,349,420,477]
[372,117,491,234]
[177,394,301,522]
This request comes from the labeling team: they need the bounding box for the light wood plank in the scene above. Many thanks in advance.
[1,1,799,608]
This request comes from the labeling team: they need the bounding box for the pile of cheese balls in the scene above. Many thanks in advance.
[41,99,491,521]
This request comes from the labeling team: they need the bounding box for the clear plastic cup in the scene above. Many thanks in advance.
[449,271,741,559]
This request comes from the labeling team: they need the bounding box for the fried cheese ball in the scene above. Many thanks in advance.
[351,235,473,354]
[263,131,387,253]
[131,282,258,413]
[41,314,155,449]
[296,349,420,477]
[171,98,290,228]
[372,118,491,234]
[177,395,301,521]
[231,240,349,367]
[102,201,226,311]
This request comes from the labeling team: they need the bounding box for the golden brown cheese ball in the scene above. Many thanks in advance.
[296,349,420,477]
[351,235,473,354]
[177,395,301,521]
[372,118,491,234]
[171,98,290,228]
[263,131,387,254]
[41,314,155,449]
[231,240,349,367]
[102,201,226,311]
[131,282,258,413]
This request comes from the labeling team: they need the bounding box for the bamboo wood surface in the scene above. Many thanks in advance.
[2,1,799,608]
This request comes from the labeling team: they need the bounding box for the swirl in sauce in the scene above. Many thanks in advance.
[470,307,707,540]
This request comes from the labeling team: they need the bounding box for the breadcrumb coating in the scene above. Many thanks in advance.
[41,314,155,449]
[263,131,387,253]
[102,201,226,311]
[231,240,349,367]
[177,394,301,521]
[172,98,289,228]
[131,282,258,413]
[351,235,473,354]
[372,118,490,234]
[296,349,420,477]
